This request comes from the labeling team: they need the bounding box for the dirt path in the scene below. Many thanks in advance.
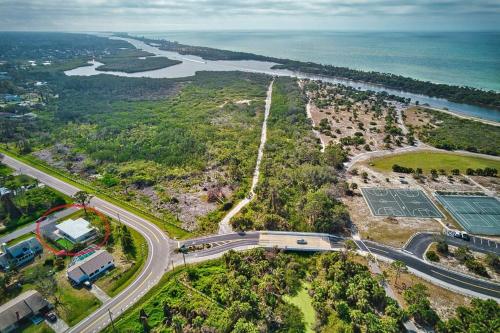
[306,99,326,152]
[218,80,274,234]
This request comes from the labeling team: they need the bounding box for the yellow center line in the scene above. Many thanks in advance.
[431,270,500,293]
[95,204,161,244]
[80,271,154,333]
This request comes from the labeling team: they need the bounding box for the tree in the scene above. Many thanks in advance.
[436,298,499,333]
[403,284,439,327]
[324,143,348,169]
[120,225,136,257]
[390,260,407,287]
[72,191,93,214]
[231,216,253,232]
[171,314,186,333]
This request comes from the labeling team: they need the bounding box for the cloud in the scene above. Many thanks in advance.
[0,0,498,30]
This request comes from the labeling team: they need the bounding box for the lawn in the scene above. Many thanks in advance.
[95,227,147,296]
[284,283,316,333]
[55,238,73,250]
[19,322,54,333]
[367,150,500,174]
[55,276,102,326]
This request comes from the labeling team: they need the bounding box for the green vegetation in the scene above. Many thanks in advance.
[407,107,500,156]
[283,283,315,333]
[97,56,181,73]
[0,148,190,239]
[94,48,181,73]
[369,151,500,174]
[1,61,271,234]
[235,78,350,233]
[0,260,101,327]
[275,62,500,110]
[0,162,69,233]
[128,34,500,110]
[436,298,499,333]
[19,322,54,333]
[105,249,408,332]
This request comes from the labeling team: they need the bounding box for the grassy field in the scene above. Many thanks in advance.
[367,150,500,174]
[283,283,316,333]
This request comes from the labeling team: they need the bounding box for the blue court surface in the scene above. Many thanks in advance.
[361,188,443,218]
[436,195,500,235]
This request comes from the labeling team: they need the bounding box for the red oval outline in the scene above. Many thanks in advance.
[35,203,111,257]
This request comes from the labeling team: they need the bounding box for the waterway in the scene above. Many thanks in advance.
[65,36,500,122]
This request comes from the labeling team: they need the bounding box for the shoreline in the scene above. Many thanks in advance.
[422,106,500,127]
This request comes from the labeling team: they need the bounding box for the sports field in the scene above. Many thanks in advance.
[367,150,500,174]
[436,195,500,235]
[361,188,443,218]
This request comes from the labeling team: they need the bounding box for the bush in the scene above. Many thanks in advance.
[436,240,448,254]
[485,253,500,272]
[426,251,439,262]
[465,259,489,277]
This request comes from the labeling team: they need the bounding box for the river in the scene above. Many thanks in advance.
[65,36,500,122]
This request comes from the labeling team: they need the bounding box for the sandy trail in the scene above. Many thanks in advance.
[218,80,274,234]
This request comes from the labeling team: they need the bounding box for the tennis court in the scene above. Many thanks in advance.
[361,188,443,218]
[436,195,500,235]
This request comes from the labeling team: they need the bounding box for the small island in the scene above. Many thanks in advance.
[96,56,182,73]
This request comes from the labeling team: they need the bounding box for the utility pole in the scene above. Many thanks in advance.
[108,309,116,332]
[179,245,187,267]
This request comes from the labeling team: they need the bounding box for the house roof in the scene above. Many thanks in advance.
[0,290,49,331]
[67,250,114,282]
[56,218,95,241]
[6,237,42,259]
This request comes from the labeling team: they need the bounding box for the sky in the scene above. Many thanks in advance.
[0,0,499,32]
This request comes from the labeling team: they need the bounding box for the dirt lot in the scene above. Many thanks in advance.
[302,80,410,158]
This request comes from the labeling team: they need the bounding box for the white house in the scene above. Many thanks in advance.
[67,250,114,285]
[56,218,96,244]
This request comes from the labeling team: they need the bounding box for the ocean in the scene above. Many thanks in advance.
[139,31,500,92]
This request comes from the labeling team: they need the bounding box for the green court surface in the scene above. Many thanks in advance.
[436,195,500,235]
[361,188,443,218]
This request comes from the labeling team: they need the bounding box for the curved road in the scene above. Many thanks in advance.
[183,232,500,300]
[404,232,500,258]
[2,153,499,333]
[1,154,171,333]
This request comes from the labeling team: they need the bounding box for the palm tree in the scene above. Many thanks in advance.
[390,260,407,287]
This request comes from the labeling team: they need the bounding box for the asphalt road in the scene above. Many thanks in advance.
[2,153,499,332]
[0,206,78,244]
[366,240,500,300]
[404,232,500,258]
[1,154,171,333]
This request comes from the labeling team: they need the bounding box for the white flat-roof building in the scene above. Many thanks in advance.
[56,218,96,244]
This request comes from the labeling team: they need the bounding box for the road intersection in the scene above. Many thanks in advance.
[1,153,499,332]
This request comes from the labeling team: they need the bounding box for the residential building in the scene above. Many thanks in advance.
[0,238,43,271]
[67,249,114,285]
[0,290,50,333]
[56,218,96,244]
